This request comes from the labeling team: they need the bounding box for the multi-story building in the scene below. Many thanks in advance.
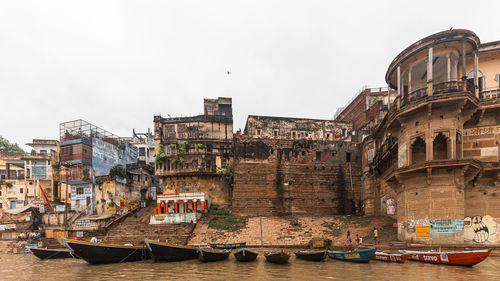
[232,115,361,216]
[59,120,138,213]
[0,139,60,210]
[153,97,233,207]
[363,29,500,245]
[335,87,397,142]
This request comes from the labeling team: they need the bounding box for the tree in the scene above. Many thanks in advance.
[0,136,24,153]
[109,165,126,179]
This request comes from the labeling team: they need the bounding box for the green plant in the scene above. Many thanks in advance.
[0,136,24,153]
[217,161,234,186]
[193,143,203,150]
[6,182,13,188]
[177,141,187,153]
[208,214,248,232]
[109,165,126,179]
[178,156,184,164]
[155,144,169,165]
[100,198,106,203]
[95,178,104,190]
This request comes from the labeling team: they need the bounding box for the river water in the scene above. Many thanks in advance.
[1,251,499,281]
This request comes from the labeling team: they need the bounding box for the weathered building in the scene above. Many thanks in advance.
[153,97,233,208]
[232,116,361,216]
[335,87,396,142]
[0,140,60,210]
[59,120,138,213]
[363,29,500,245]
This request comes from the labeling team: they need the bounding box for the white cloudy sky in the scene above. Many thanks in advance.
[1,0,499,150]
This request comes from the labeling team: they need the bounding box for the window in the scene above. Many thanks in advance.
[139,147,146,156]
[40,149,47,154]
[273,129,279,137]
[76,187,84,195]
[256,129,261,136]
[292,132,296,139]
[346,152,351,162]
[20,188,23,194]
[316,151,321,161]
[342,129,346,137]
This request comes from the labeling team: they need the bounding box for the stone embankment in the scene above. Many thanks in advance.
[189,215,396,247]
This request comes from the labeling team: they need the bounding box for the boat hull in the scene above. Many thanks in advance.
[62,238,149,264]
[28,247,74,260]
[199,249,230,262]
[400,249,492,266]
[328,248,376,263]
[264,251,290,264]
[145,239,199,262]
[295,250,327,262]
[234,248,258,262]
[372,252,407,263]
[209,242,246,249]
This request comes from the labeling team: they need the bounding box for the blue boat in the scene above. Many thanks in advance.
[209,242,246,249]
[328,248,376,263]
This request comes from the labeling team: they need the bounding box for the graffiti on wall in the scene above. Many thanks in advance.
[464,216,499,243]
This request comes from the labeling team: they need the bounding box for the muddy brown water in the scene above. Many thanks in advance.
[1,251,499,281]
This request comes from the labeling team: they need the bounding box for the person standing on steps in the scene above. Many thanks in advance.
[346,230,353,251]
[373,227,378,245]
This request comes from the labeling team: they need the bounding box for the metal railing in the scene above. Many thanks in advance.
[433,80,464,94]
[372,135,397,166]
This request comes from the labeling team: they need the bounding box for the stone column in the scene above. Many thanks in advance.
[184,200,187,213]
[175,200,178,213]
[387,83,391,110]
[462,40,467,90]
[450,128,456,159]
[447,53,451,82]
[397,66,401,98]
[427,47,433,96]
[426,130,433,161]
[408,66,412,93]
[201,201,205,211]
[193,199,197,212]
[474,51,479,98]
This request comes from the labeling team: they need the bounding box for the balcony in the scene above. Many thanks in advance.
[373,135,397,167]
[402,81,465,107]
[480,87,500,100]
[156,166,218,177]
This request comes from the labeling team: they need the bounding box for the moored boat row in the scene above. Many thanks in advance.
[35,237,492,268]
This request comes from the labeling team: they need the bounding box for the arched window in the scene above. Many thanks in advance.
[433,133,449,160]
[411,137,426,165]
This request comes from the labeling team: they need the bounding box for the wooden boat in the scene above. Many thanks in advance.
[264,250,290,264]
[209,242,246,249]
[144,239,199,262]
[28,247,75,260]
[399,249,492,266]
[328,248,376,263]
[199,248,230,262]
[61,237,149,264]
[234,248,258,262]
[372,252,408,263]
[294,250,327,262]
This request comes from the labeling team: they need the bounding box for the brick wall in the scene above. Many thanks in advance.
[232,137,361,216]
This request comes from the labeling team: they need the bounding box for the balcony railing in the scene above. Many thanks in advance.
[433,81,464,94]
[406,87,428,105]
[480,87,500,100]
[156,166,217,176]
[373,135,397,166]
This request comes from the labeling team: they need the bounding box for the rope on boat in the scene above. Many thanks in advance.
[117,248,139,264]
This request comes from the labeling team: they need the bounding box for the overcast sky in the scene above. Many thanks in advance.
[1,0,499,150]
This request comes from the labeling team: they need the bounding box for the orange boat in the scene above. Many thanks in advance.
[399,249,492,266]
[372,252,408,263]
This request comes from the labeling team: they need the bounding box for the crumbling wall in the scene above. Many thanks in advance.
[232,137,362,216]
